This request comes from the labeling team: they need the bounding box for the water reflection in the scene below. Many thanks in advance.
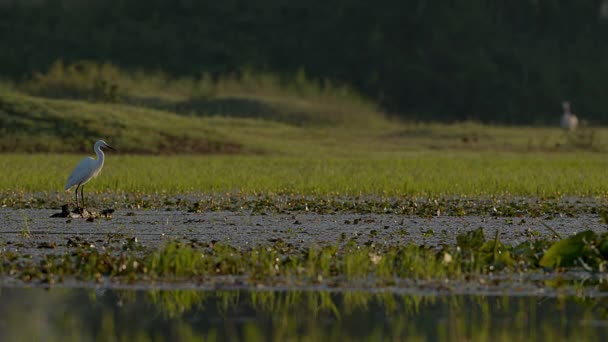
[0,287,607,341]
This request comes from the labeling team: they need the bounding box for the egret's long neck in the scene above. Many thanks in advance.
[95,145,105,166]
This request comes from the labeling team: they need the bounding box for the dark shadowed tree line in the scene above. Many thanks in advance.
[1,0,608,124]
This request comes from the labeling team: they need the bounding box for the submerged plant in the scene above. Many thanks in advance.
[20,215,31,239]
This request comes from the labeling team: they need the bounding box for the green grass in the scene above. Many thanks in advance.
[0,152,607,198]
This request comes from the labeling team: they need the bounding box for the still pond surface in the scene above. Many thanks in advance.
[0,287,607,341]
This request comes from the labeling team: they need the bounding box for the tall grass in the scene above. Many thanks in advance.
[0,152,607,197]
[18,60,386,127]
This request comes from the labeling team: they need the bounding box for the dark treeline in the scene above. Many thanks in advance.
[2,0,608,123]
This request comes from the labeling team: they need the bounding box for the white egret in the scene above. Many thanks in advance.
[560,101,579,131]
[65,140,115,211]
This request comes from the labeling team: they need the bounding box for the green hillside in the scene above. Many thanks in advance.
[0,61,391,154]
[0,91,243,154]
[1,61,606,155]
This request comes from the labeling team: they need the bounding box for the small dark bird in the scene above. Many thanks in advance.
[50,204,71,218]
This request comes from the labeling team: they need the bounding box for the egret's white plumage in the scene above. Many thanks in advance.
[65,140,114,210]
[560,101,579,131]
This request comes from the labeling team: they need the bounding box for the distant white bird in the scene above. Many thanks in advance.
[560,101,579,131]
[65,140,114,211]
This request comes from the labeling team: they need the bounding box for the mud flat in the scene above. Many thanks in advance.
[0,207,605,260]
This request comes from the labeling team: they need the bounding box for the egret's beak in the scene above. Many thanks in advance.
[105,144,116,151]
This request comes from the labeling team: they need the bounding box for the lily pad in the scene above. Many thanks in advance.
[539,230,596,268]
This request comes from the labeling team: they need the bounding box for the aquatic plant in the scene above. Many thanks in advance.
[3,228,608,290]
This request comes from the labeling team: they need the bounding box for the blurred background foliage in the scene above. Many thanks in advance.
[1,0,608,124]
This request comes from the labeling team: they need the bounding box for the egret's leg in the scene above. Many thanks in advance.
[75,184,80,210]
[81,185,85,210]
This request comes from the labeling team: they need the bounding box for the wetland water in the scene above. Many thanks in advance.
[0,287,607,341]
[2,207,608,340]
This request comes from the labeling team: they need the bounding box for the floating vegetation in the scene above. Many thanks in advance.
[2,228,608,292]
[1,192,605,218]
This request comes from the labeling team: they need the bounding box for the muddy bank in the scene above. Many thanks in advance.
[0,208,605,259]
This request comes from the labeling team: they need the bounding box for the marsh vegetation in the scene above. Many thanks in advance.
[1,59,607,340]
[3,2,608,339]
